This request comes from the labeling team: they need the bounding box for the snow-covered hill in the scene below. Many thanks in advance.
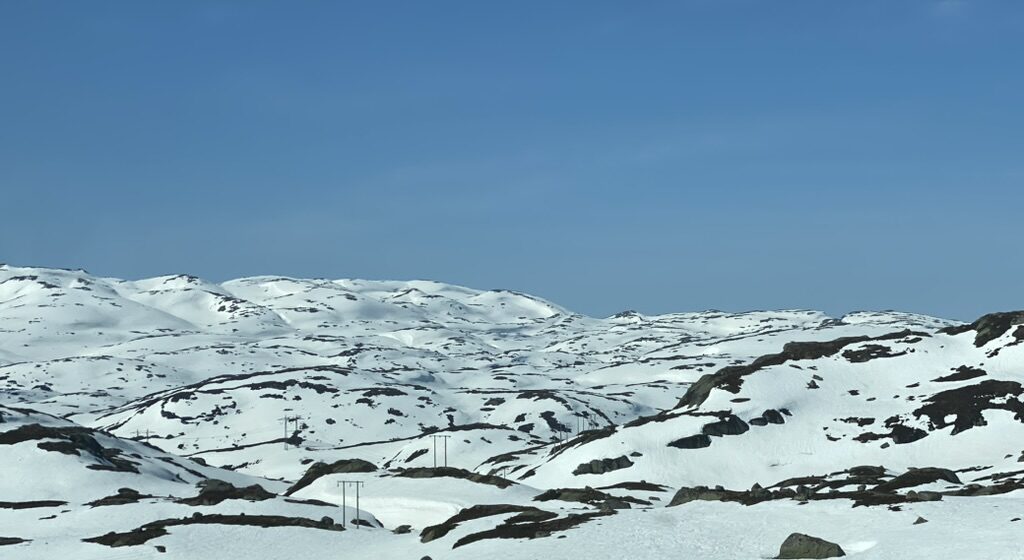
[2,264,1022,559]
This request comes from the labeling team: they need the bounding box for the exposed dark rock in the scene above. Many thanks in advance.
[393,524,412,534]
[855,424,928,445]
[572,455,634,476]
[932,366,987,383]
[905,490,943,502]
[452,511,613,549]
[0,424,140,473]
[848,465,886,477]
[842,344,906,363]
[875,468,960,492]
[284,497,336,507]
[669,482,785,507]
[406,448,429,463]
[940,311,1024,347]
[772,475,826,489]
[0,537,29,546]
[777,533,845,558]
[839,417,875,427]
[0,500,67,509]
[285,458,377,496]
[702,415,749,437]
[87,488,152,507]
[947,480,1024,497]
[763,409,786,424]
[84,525,169,547]
[676,330,924,408]
[84,514,346,547]
[534,487,638,509]
[667,434,712,449]
[598,481,669,492]
[177,479,274,506]
[669,486,747,506]
[913,380,1024,435]
[539,411,572,434]
[890,425,929,444]
[549,426,617,458]
[670,465,992,510]
[420,504,547,543]
[392,467,513,488]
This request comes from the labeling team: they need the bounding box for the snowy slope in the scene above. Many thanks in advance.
[2,264,1022,559]
[5,264,941,480]
[504,316,1024,491]
[0,404,380,558]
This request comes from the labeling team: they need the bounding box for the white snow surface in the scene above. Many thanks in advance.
[2,264,1022,558]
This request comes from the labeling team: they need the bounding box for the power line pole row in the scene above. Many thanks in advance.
[336,480,365,529]
[431,434,451,467]
[553,411,600,443]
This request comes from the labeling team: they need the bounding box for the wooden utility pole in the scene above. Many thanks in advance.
[282,415,302,449]
[431,434,451,467]
[337,480,365,528]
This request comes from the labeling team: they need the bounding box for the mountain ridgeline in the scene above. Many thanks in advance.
[2,264,1022,559]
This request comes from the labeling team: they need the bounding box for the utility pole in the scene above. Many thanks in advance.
[431,435,451,467]
[337,480,365,528]
[282,415,302,449]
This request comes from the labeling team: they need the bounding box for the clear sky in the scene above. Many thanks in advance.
[1,1,1022,320]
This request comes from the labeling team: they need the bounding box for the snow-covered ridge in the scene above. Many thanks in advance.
[0,264,966,480]
[4,264,1024,559]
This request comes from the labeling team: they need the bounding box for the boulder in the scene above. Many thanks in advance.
[701,415,749,437]
[763,409,786,424]
[777,533,845,558]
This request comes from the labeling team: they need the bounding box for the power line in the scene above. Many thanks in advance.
[336,480,365,529]
[430,434,451,467]
[281,414,302,449]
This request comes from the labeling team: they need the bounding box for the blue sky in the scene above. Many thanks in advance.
[1,1,1022,319]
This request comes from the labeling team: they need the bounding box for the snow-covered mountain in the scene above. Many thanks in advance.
[2,264,1022,559]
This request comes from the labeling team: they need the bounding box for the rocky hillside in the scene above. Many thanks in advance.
[1,264,1021,559]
